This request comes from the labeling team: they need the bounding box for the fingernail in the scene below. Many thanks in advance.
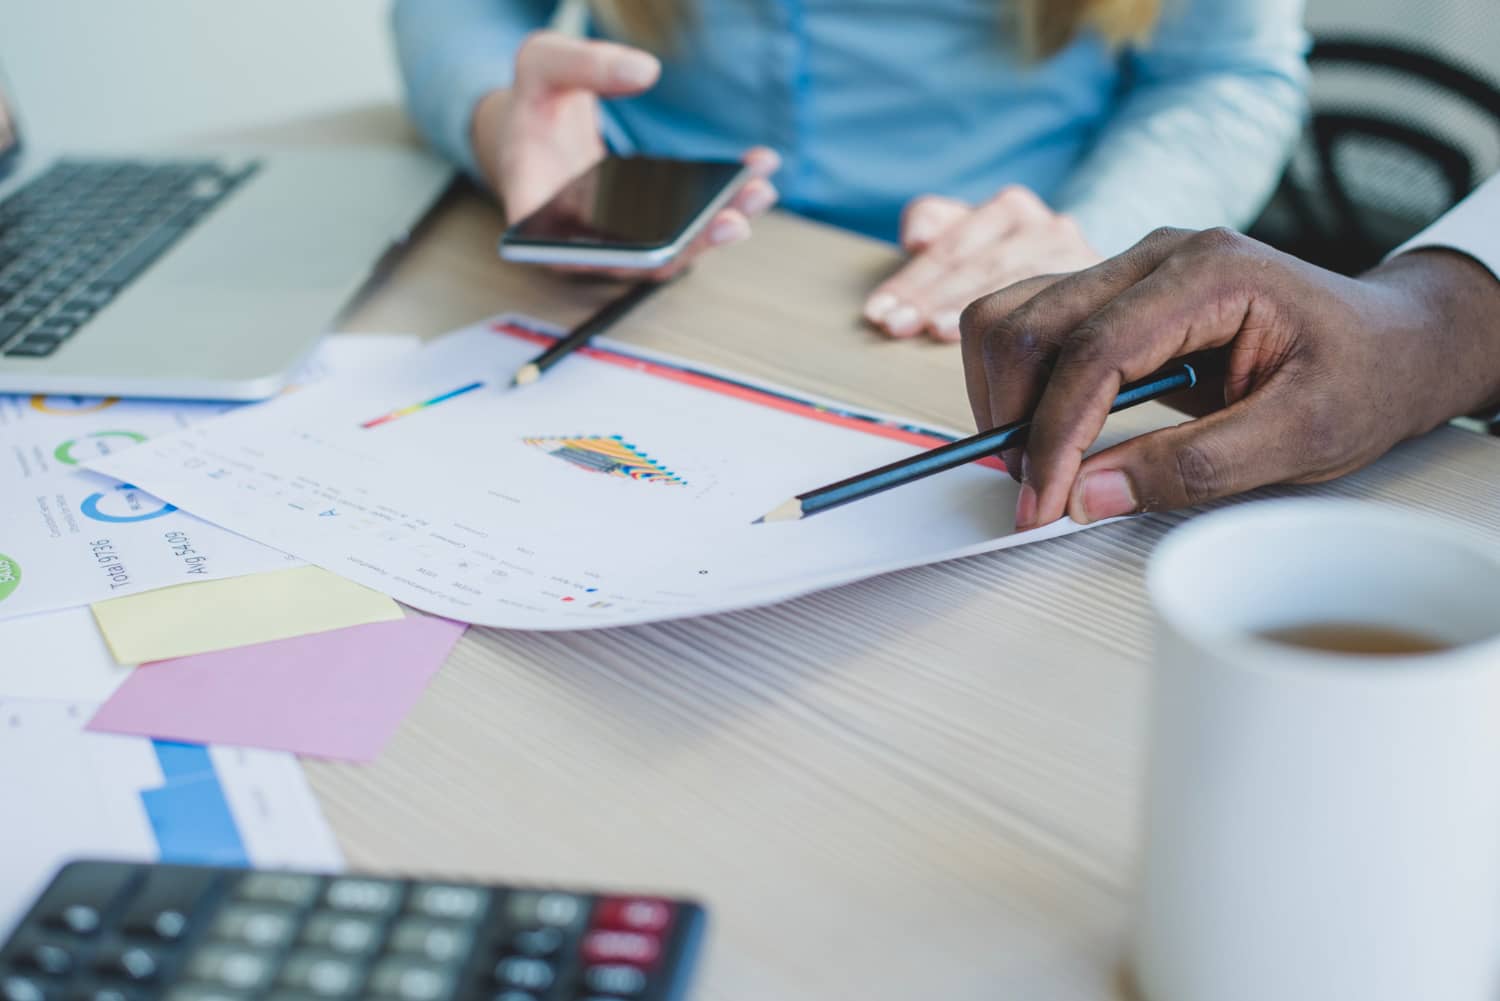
[864,293,898,323]
[999,448,1023,482]
[933,310,962,341]
[612,53,659,88]
[1076,469,1137,524]
[709,216,750,245]
[885,305,921,337]
[1015,482,1039,531]
[740,183,775,216]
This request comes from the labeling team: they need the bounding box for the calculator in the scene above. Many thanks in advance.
[0,861,707,1001]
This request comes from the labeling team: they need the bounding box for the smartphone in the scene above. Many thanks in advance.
[499,156,753,270]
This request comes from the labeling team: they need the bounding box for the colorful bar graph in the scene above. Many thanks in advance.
[524,435,687,486]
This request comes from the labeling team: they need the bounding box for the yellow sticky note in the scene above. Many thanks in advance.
[91,566,403,664]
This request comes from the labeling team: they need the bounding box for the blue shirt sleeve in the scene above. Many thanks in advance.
[391,0,558,180]
[1053,0,1310,257]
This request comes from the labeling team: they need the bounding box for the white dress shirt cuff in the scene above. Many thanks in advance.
[1389,176,1500,279]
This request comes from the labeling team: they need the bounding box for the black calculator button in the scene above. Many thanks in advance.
[58,907,102,937]
[149,913,188,943]
[0,976,50,1001]
[93,946,161,983]
[322,879,402,916]
[16,941,75,977]
[406,886,487,923]
[507,927,562,959]
[120,868,219,943]
[232,874,320,909]
[388,919,473,964]
[276,953,361,998]
[32,863,137,937]
[582,964,647,997]
[491,958,553,993]
[504,893,586,931]
[297,914,381,956]
[367,958,455,1001]
[208,906,297,950]
[185,946,275,993]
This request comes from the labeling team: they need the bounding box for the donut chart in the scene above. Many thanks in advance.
[80,483,178,524]
[53,430,149,465]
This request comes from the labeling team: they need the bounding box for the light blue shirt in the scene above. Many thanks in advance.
[392,0,1308,255]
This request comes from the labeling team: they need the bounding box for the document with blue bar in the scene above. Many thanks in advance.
[0,698,343,938]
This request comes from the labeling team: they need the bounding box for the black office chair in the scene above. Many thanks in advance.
[1250,37,1500,276]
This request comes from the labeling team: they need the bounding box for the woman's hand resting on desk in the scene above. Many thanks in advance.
[470,31,782,280]
[959,227,1500,531]
[864,186,1102,341]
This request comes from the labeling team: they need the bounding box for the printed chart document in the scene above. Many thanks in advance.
[0,698,342,938]
[94,316,1178,630]
[2,335,419,489]
[0,469,297,620]
[0,608,133,702]
[0,336,420,621]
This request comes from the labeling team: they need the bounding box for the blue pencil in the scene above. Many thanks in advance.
[755,363,1197,523]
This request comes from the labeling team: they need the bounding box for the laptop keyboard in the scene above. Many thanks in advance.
[0,158,260,358]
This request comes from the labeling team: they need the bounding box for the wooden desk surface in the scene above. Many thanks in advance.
[321,181,1500,1001]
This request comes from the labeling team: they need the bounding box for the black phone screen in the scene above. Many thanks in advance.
[505,157,745,250]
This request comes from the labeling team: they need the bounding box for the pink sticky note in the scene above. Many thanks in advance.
[88,616,467,762]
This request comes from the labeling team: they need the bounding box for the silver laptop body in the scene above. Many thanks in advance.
[0,70,451,401]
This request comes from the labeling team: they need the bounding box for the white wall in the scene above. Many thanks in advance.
[0,0,401,149]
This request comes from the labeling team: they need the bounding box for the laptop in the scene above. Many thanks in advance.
[0,67,452,401]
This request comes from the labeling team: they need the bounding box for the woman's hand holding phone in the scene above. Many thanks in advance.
[472,31,781,279]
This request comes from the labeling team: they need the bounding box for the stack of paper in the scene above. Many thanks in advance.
[0,311,1174,937]
[88,314,1161,630]
[0,334,473,937]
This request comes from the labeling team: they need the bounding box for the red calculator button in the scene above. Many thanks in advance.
[593,897,674,934]
[581,930,662,967]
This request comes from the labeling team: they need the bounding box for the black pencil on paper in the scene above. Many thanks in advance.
[511,280,666,387]
[754,363,1197,524]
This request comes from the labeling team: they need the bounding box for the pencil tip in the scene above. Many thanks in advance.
[755,498,805,524]
[512,364,540,387]
[750,516,764,525]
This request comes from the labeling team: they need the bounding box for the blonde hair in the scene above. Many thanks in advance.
[588,0,1162,59]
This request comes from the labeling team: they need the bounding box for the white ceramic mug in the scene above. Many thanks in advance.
[1136,499,1500,1001]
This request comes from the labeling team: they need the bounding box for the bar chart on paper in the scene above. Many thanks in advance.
[524,435,687,485]
[0,698,340,936]
[91,316,1176,629]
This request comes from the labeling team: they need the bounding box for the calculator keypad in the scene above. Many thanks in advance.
[0,862,706,1001]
